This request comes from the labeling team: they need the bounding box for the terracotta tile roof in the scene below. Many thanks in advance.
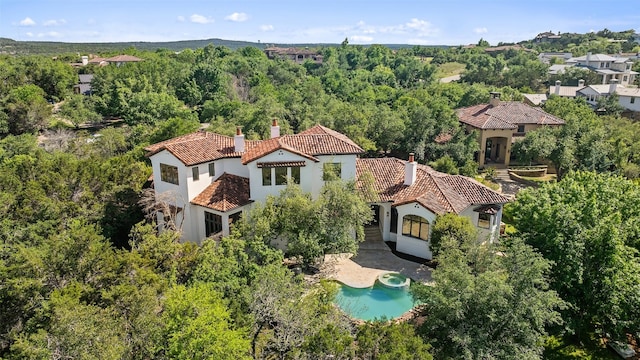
[241,125,364,164]
[456,101,564,130]
[105,55,143,62]
[146,125,364,166]
[356,158,508,215]
[144,131,260,166]
[191,173,252,212]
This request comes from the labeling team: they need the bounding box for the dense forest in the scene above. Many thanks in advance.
[1,28,640,359]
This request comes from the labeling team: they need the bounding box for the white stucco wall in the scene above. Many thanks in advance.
[619,96,640,112]
[310,154,358,198]
[246,150,316,203]
[218,157,249,178]
[459,204,503,243]
[394,203,437,259]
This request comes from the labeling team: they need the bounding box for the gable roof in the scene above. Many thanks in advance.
[456,101,564,130]
[105,55,143,63]
[144,131,259,166]
[356,158,508,215]
[145,124,364,166]
[191,173,252,212]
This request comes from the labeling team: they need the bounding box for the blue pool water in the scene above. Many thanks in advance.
[334,282,418,321]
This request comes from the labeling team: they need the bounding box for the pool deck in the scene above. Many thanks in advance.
[321,239,433,288]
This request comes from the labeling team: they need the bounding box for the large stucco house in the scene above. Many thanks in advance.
[456,93,565,168]
[564,52,637,86]
[144,121,508,260]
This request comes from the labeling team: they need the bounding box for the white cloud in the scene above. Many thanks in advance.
[177,16,185,22]
[404,18,437,36]
[26,32,34,37]
[350,35,373,42]
[43,19,66,26]
[19,17,36,26]
[474,27,488,34]
[190,14,213,24]
[225,12,248,22]
[260,24,274,31]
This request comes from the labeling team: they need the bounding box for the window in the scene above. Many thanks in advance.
[478,213,491,229]
[623,76,628,82]
[208,163,215,177]
[402,215,429,241]
[517,124,525,133]
[160,164,179,185]
[291,166,301,184]
[631,97,636,104]
[275,167,288,185]
[323,163,342,181]
[205,211,222,237]
[262,168,272,186]
[192,166,199,181]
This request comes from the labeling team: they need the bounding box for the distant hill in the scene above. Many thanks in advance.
[0,37,448,55]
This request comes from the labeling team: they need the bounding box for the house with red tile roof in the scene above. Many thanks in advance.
[145,120,508,259]
[456,92,564,168]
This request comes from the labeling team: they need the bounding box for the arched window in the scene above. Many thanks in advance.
[402,215,429,241]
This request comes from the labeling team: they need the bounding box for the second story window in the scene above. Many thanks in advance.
[192,166,199,181]
[208,163,215,177]
[160,163,179,185]
[291,166,300,184]
[517,124,525,133]
[323,162,342,181]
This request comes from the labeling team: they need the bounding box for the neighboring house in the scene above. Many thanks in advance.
[534,31,561,43]
[144,121,508,260]
[264,47,323,64]
[104,54,143,67]
[73,74,94,95]
[548,79,586,98]
[456,93,565,168]
[522,93,548,106]
[565,52,637,85]
[576,80,640,111]
[551,80,640,112]
[548,64,572,75]
[538,52,573,64]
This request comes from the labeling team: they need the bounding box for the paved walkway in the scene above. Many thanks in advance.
[320,237,433,288]
[493,169,528,199]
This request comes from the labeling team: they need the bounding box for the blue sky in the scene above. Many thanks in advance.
[1,0,639,45]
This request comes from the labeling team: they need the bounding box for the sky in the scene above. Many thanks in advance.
[1,0,639,46]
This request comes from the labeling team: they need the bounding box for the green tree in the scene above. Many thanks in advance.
[508,171,640,340]
[2,84,51,135]
[429,213,477,257]
[162,282,251,360]
[413,238,564,359]
[58,94,102,128]
[355,322,433,360]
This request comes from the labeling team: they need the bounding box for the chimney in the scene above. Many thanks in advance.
[234,126,245,153]
[270,118,280,138]
[404,153,417,186]
[81,56,88,66]
[578,79,585,87]
[555,80,561,95]
[609,79,619,94]
[586,52,591,66]
[489,92,501,107]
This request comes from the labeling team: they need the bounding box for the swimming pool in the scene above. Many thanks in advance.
[334,276,418,321]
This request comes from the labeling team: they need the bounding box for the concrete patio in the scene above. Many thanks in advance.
[320,227,433,288]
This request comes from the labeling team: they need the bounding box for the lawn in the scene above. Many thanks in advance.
[437,62,466,78]
[543,335,621,360]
